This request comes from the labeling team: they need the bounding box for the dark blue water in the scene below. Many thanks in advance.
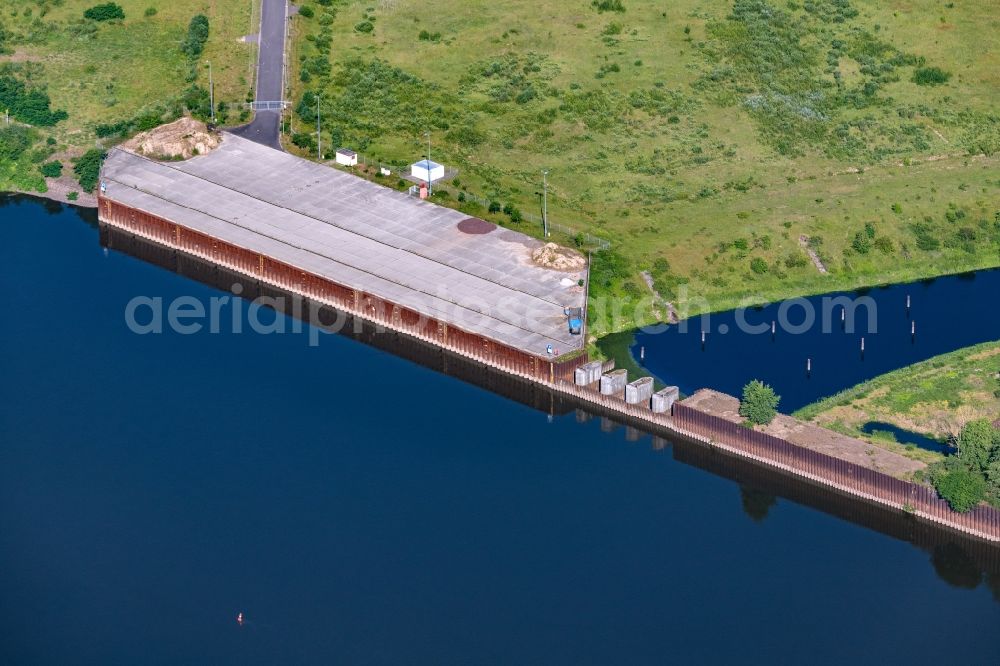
[634,271,1000,411]
[2,195,1000,665]
[861,421,952,455]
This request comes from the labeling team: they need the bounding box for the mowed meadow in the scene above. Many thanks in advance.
[0,0,254,194]
[289,0,1000,335]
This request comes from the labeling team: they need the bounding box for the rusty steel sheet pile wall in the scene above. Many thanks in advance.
[97,198,998,544]
[99,197,588,383]
[672,403,1000,541]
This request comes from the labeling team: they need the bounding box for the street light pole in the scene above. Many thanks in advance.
[316,94,321,160]
[208,61,215,125]
[542,169,549,238]
[424,131,432,195]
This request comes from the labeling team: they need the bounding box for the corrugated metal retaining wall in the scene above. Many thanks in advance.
[97,197,1000,544]
[673,403,1000,541]
[99,197,588,383]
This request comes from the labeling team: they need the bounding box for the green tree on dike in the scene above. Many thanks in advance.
[932,419,1000,512]
[935,467,987,513]
[739,380,780,426]
[957,419,1000,473]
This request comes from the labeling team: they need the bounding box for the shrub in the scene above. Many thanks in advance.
[508,207,523,223]
[298,6,314,18]
[0,76,69,127]
[488,201,501,213]
[0,125,35,161]
[750,257,769,274]
[144,7,157,18]
[852,231,872,254]
[84,3,125,21]
[873,236,895,254]
[911,223,941,251]
[182,85,211,119]
[291,132,316,151]
[67,191,79,201]
[514,87,537,104]
[912,66,950,86]
[181,14,210,58]
[592,0,626,12]
[446,125,485,147]
[739,380,780,426]
[40,160,63,178]
[934,467,986,512]
[589,248,631,290]
[354,21,374,33]
[73,149,107,193]
[784,251,808,268]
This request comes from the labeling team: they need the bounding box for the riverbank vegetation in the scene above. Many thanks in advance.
[796,340,1000,465]
[931,420,1000,511]
[0,0,254,196]
[288,0,999,335]
[740,380,780,426]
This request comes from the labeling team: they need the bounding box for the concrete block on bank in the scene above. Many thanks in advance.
[600,369,628,395]
[574,360,604,386]
[625,376,654,405]
[651,386,680,414]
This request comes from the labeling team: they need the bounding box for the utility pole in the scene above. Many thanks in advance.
[542,169,549,238]
[316,94,322,160]
[424,130,432,195]
[208,61,215,125]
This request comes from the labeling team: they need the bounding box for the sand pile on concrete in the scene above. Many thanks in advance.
[531,242,586,271]
[122,117,220,160]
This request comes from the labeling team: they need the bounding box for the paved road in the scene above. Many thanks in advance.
[229,0,287,149]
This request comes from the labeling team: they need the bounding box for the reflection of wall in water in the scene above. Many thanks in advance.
[100,225,576,418]
[672,425,1000,593]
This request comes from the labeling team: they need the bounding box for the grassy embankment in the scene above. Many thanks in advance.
[795,341,1000,464]
[286,0,999,337]
[0,0,254,198]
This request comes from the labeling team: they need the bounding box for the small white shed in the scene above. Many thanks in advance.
[335,148,357,167]
[411,159,444,183]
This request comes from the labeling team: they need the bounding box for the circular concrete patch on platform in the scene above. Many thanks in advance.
[457,217,497,235]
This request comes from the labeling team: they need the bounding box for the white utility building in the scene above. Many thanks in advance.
[410,159,444,183]
[335,148,357,167]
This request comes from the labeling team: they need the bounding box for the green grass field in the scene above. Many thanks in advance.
[795,340,1000,463]
[288,0,1000,335]
[0,0,255,193]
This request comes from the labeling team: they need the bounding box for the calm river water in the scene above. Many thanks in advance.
[2,195,999,665]
[634,268,1000,411]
